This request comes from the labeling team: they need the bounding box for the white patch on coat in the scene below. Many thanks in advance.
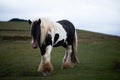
[52,23,67,46]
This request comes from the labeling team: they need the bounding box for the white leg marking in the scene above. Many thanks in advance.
[63,45,72,62]
[43,45,52,62]
[62,45,73,69]
[38,45,53,76]
[66,45,72,62]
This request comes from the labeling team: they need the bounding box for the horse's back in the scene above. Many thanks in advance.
[57,20,75,31]
[57,20,75,45]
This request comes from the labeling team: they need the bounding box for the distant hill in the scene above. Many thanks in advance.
[0,21,120,41]
[9,18,27,22]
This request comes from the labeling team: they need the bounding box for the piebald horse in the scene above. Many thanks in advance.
[28,18,79,76]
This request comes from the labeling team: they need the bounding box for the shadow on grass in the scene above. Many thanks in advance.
[0,70,41,77]
[112,60,120,72]
[21,71,41,76]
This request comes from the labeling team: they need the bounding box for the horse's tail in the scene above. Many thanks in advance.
[71,30,79,64]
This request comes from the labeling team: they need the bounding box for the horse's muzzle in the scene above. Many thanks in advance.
[31,40,38,49]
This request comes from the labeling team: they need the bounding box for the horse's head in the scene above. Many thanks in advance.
[28,19,41,49]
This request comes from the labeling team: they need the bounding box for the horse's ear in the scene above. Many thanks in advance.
[28,19,32,24]
[38,19,41,24]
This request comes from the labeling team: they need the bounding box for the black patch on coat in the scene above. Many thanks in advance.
[40,44,46,56]
[53,39,64,47]
[45,34,52,46]
[39,34,52,55]
[31,21,40,41]
[54,33,59,44]
[57,20,75,45]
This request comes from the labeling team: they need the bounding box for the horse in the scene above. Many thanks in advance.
[28,18,79,76]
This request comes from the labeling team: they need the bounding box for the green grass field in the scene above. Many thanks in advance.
[0,22,120,80]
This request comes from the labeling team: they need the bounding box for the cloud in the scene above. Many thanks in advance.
[0,0,120,36]
[0,0,120,21]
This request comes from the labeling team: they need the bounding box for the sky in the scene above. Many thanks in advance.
[0,0,120,36]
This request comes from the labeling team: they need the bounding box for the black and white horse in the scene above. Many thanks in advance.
[28,18,79,76]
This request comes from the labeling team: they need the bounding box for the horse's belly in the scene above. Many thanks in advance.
[53,39,67,47]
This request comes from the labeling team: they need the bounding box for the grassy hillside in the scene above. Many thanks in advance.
[0,22,120,80]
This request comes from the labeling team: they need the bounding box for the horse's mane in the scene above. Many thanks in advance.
[40,18,55,45]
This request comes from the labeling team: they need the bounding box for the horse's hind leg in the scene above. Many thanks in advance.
[62,45,74,69]
[38,45,53,76]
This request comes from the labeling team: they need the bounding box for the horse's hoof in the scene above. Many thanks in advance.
[62,62,74,69]
[38,61,53,76]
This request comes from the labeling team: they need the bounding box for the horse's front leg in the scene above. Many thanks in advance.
[38,45,53,76]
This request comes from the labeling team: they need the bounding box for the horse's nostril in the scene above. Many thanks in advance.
[31,40,37,49]
[32,43,37,49]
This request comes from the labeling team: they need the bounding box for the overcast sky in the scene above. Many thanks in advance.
[0,0,120,36]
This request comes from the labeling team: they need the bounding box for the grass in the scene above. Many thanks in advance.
[0,22,120,80]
